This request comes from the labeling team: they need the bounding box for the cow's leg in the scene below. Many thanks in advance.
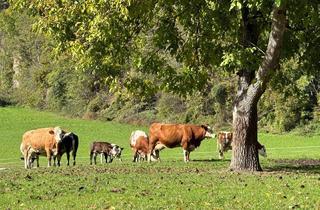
[93,153,97,165]
[219,149,224,159]
[46,149,52,167]
[104,153,108,163]
[90,152,93,165]
[35,155,39,167]
[109,156,113,163]
[183,150,190,162]
[100,153,104,164]
[72,150,76,166]
[181,141,190,162]
[57,154,62,167]
[187,151,191,162]
[26,151,32,169]
[147,138,157,162]
[53,156,57,166]
[133,149,138,162]
[66,152,70,166]
[23,150,29,169]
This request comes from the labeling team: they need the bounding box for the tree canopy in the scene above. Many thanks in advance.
[0,0,318,140]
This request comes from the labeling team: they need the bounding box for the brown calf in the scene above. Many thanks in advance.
[129,130,159,162]
[90,141,123,164]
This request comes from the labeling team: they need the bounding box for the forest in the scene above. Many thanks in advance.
[0,1,319,135]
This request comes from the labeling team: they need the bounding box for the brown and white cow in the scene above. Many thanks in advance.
[129,130,159,162]
[20,127,65,169]
[217,131,267,159]
[90,141,123,165]
[148,123,215,162]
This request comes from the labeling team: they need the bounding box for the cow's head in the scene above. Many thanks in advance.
[49,127,65,150]
[201,125,216,138]
[110,144,124,159]
[219,131,233,144]
[258,145,267,157]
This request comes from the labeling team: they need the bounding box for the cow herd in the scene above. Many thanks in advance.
[20,123,267,169]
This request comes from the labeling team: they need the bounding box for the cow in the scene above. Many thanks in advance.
[148,123,215,162]
[90,141,123,165]
[217,131,233,159]
[129,130,159,162]
[20,127,64,169]
[98,144,123,164]
[24,145,40,168]
[110,143,124,162]
[54,132,79,166]
[217,131,267,159]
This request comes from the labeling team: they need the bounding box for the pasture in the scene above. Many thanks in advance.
[0,107,320,209]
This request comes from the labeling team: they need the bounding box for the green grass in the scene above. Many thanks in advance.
[0,106,320,209]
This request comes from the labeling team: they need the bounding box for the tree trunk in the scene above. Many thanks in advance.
[230,4,286,171]
[231,101,262,171]
[12,53,21,89]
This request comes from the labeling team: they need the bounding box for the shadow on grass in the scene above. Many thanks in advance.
[191,158,230,162]
[265,159,320,174]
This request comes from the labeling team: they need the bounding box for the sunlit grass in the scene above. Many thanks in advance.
[0,107,320,209]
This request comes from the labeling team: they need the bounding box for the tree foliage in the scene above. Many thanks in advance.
[0,0,318,135]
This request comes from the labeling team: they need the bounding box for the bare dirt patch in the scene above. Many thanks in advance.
[265,159,320,174]
[273,159,320,166]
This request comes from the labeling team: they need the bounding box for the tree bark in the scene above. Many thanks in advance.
[230,5,286,171]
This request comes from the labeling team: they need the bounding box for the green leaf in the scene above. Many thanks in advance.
[275,0,281,7]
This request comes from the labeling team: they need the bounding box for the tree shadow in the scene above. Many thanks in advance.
[191,158,230,162]
[264,159,320,174]
[0,99,11,107]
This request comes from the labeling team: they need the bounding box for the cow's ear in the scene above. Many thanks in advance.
[49,130,54,135]
[201,125,208,130]
[121,147,124,150]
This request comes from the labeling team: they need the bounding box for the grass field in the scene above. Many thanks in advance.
[0,107,319,209]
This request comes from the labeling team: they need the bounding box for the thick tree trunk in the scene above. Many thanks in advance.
[231,102,262,171]
[230,5,286,171]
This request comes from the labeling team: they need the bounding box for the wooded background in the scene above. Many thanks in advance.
[0,0,319,134]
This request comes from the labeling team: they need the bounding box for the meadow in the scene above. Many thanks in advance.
[0,107,319,209]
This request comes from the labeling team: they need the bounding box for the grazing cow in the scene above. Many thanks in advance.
[90,141,123,165]
[217,131,267,159]
[20,127,64,169]
[110,143,124,161]
[54,132,79,166]
[129,130,159,162]
[148,123,215,162]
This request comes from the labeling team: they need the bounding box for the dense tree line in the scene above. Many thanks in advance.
[0,0,319,170]
[0,1,318,131]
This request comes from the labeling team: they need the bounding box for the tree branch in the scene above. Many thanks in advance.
[248,4,287,105]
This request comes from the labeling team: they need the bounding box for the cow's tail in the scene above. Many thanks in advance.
[20,143,25,160]
[72,134,79,159]
[130,131,137,147]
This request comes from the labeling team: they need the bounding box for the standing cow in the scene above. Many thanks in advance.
[129,130,160,162]
[148,123,215,162]
[217,131,267,159]
[54,132,79,166]
[20,127,65,169]
[90,141,123,165]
